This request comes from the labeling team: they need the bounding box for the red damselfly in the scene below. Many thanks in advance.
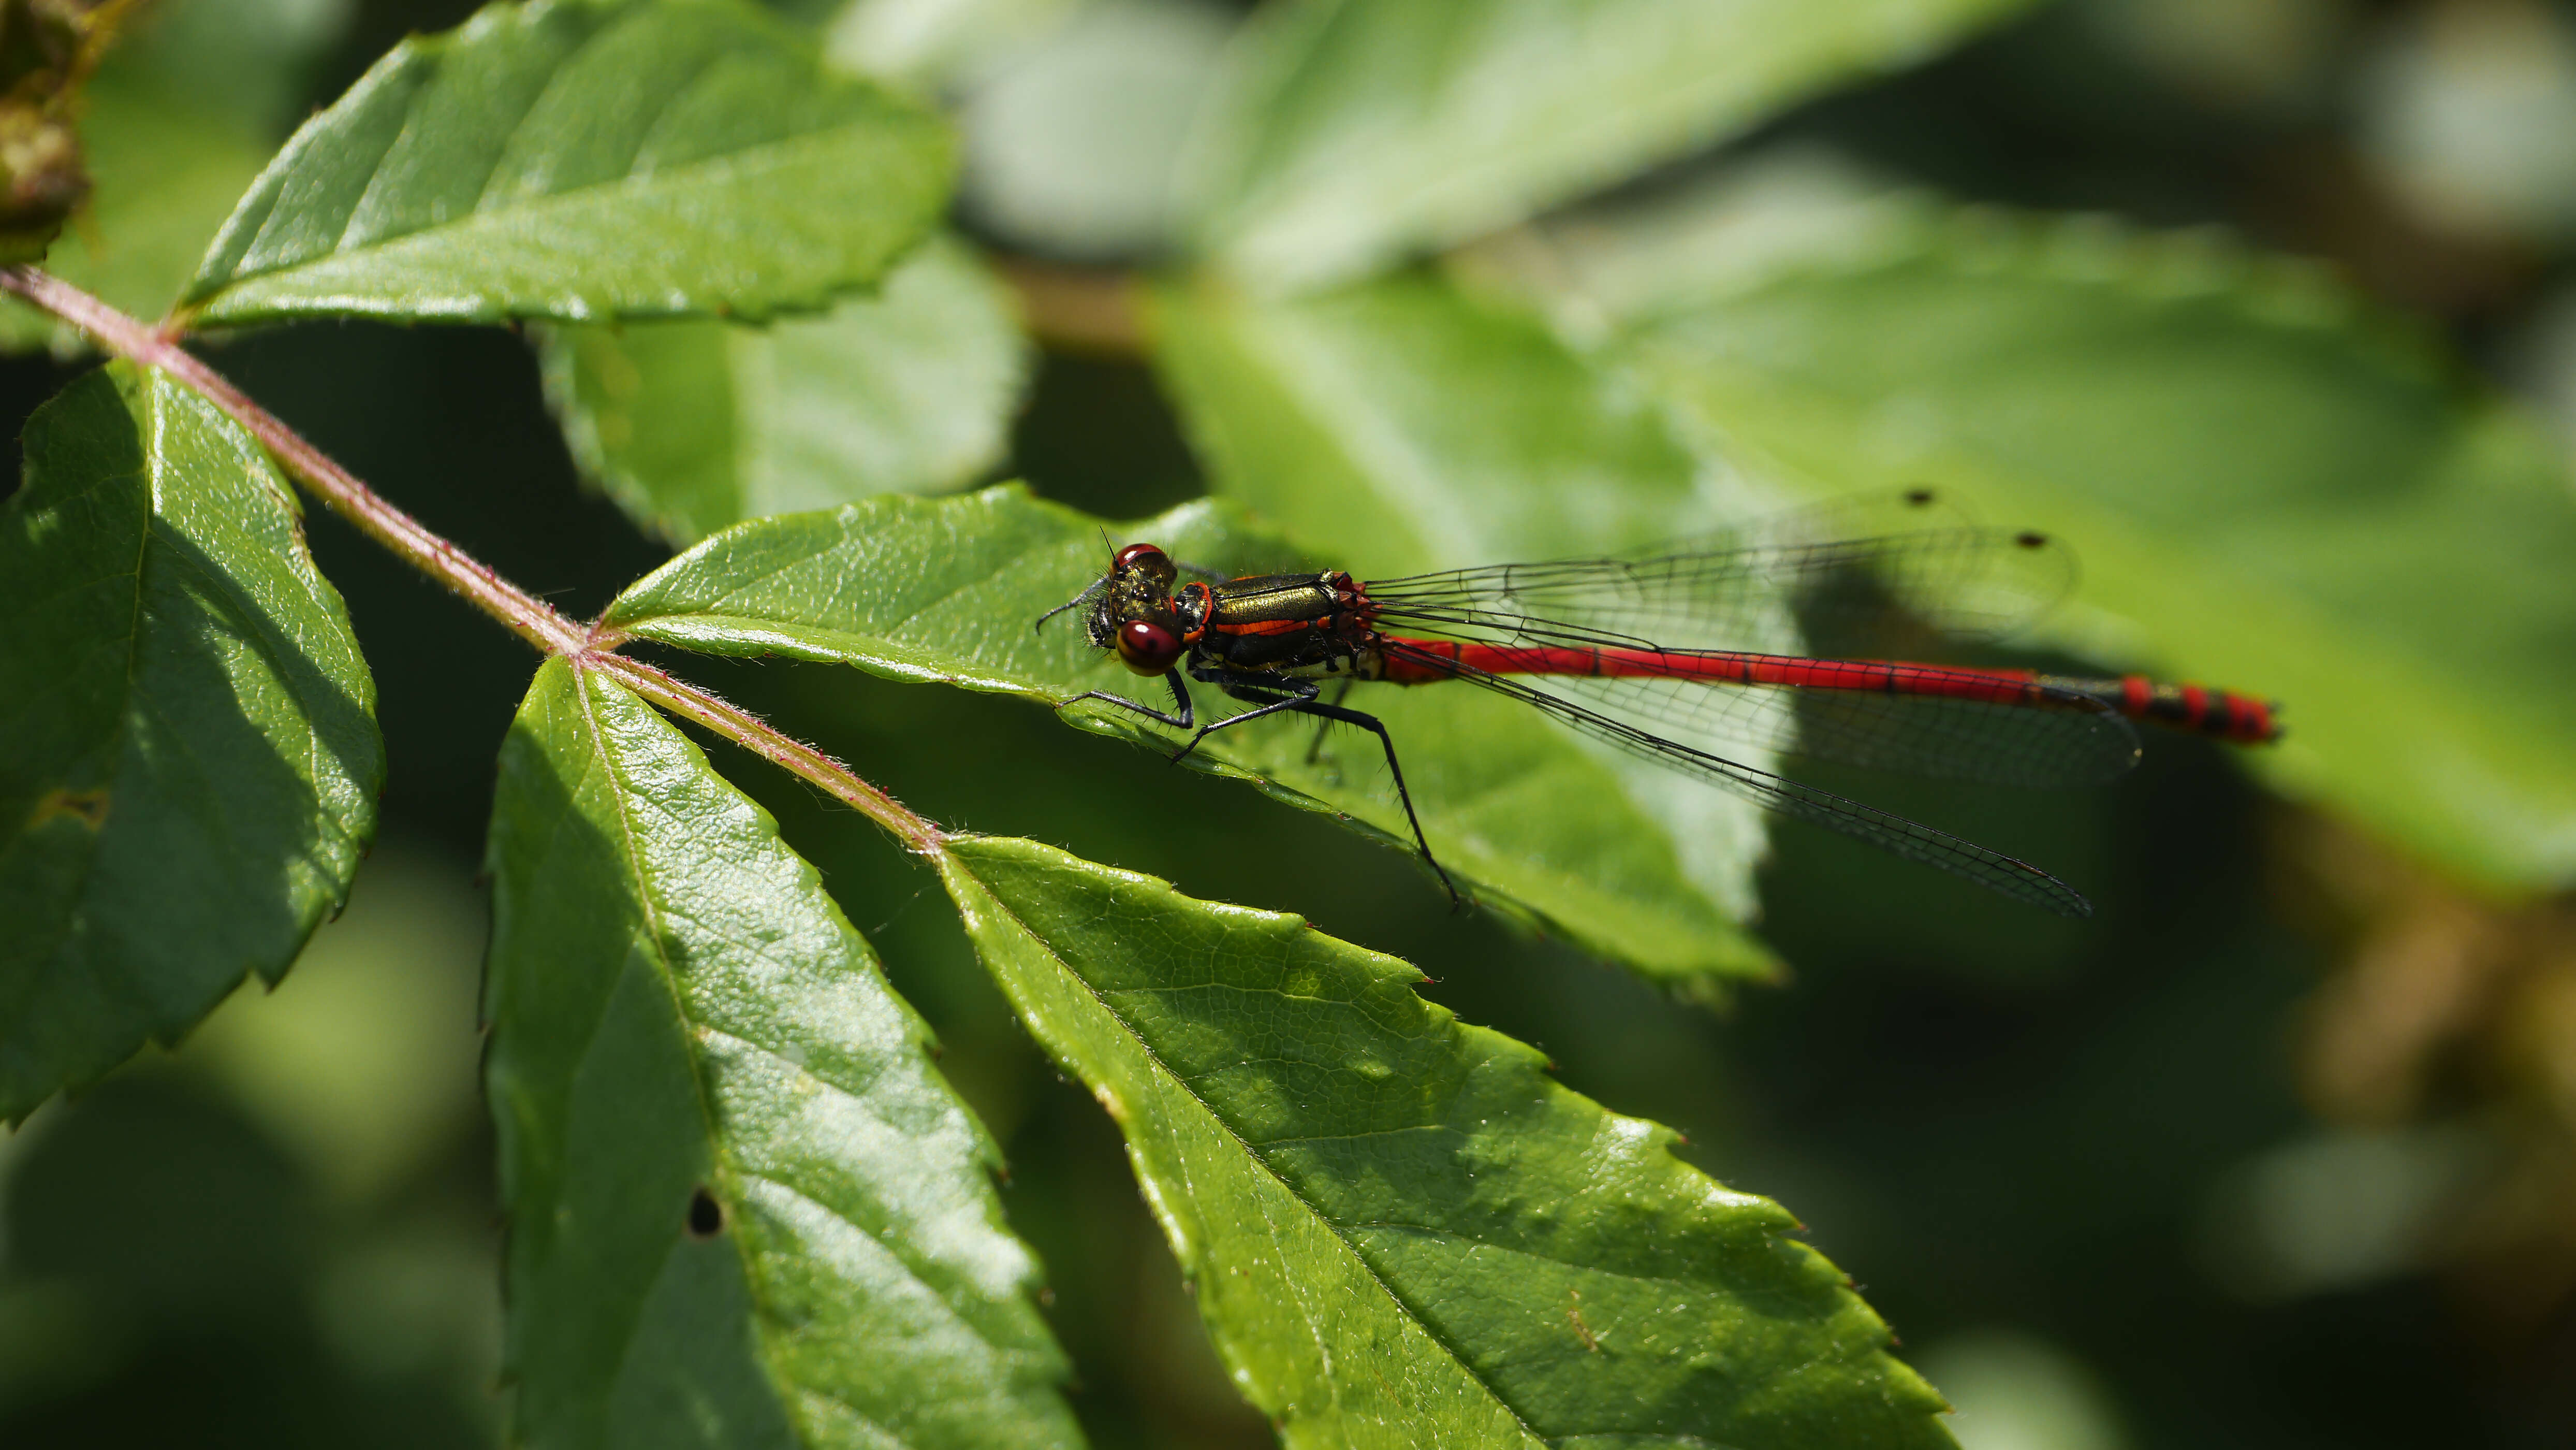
[1037,491,2278,917]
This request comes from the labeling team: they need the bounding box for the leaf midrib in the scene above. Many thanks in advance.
[217,122,905,298]
[959,857,1549,1446]
[576,669,1021,1431]
[570,666,750,1410]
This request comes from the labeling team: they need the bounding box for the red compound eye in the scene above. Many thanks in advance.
[1116,620,1182,675]
[1114,542,1167,571]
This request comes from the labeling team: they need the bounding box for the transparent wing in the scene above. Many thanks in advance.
[1381,640,2094,918]
[1366,489,2079,658]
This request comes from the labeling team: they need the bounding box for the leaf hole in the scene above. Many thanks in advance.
[686,1185,725,1239]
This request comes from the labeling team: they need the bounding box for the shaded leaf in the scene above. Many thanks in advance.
[940,835,1953,1448]
[1481,183,2576,891]
[483,657,1079,1447]
[538,236,1029,545]
[1181,0,2042,291]
[601,484,1778,993]
[0,72,273,352]
[0,363,381,1122]
[181,0,953,327]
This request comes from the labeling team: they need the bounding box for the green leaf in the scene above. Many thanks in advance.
[1485,184,2576,891]
[538,236,1030,545]
[0,363,381,1122]
[940,835,1953,1448]
[599,484,1779,994]
[1148,269,1737,580]
[1181,0,2042,291]
[483,657,1079,1447]
[180,0,954,328]
[0,71,273,353]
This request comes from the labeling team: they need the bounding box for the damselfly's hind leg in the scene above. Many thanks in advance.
[1188,672,1461,906]
[1163,668,1463,908]
[1303,678,1355,764]
[1287,697,1461,909]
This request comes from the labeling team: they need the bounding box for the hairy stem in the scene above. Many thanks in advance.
[2,266,945,854]
[596,655,942,852]
[3,266,589,654]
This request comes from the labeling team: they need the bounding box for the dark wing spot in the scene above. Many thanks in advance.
[1903,487,1936,506]
[2015,531,2048,549]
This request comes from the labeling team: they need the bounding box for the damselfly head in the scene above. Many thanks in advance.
[1080,541,1187,672]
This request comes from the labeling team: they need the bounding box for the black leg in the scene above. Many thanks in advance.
[1176,670,1461,908]
[1285,698,1461,908]
[1163,672,1319,765]
[1303,678,1355,764]
[1059,670,1194,729]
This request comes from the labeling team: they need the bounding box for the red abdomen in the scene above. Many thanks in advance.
[1380,640,2279,743]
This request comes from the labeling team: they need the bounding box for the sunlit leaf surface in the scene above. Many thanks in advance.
[181,0,952,326]
[1483,186,2576,891]
[539,237,1028,544]
[602,485,1779,992]
[941,835,1954,1448]
[483,658,1078,1447]
[0,364,380,1121]
[1182,0,2041,290]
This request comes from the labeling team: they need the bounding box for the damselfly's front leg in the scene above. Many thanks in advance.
[1059,670,1195,729]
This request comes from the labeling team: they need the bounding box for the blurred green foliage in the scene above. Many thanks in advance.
[6,0,2576,1446]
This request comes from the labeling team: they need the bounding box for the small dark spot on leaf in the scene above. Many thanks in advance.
[1902,487,1935,506]
[687,1186,724,1239]
[2015,531,2048,549]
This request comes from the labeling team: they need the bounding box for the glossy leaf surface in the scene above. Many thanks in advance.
[181,0,953,326]
[483,658,1078,1447]
[1498,190,2576,890]
[602,485,1777,992]
[941,835,1953,1448]
[539,237,1028,544]
[0,364,380,1121]
[1182,0,2039,290]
